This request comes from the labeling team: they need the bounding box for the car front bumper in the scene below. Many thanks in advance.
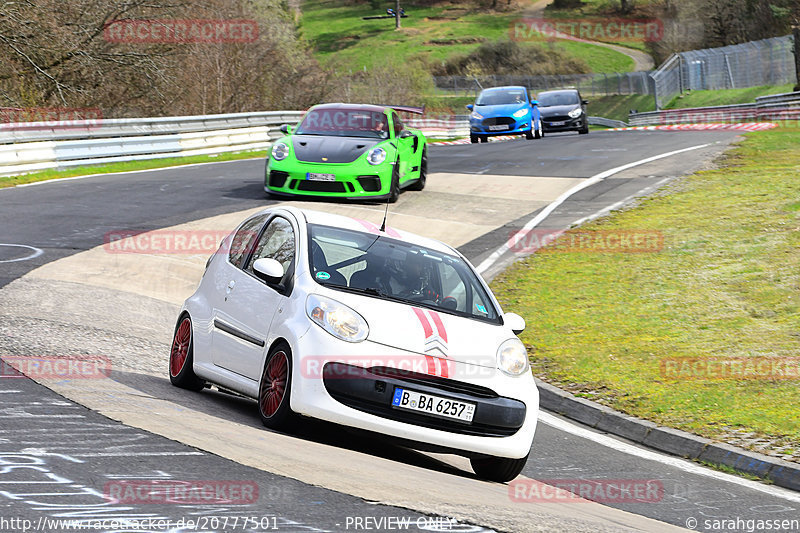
[542,115,586,132]
[266,158,394,200]
[469,117,532,137]
[288,326,538,459]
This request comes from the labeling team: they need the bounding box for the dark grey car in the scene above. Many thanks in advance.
[537,89,589,135]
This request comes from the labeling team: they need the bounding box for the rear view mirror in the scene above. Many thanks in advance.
[279,124,292,134]
[581,100,588,105]
[399,130,414,139]
[253,258,284,284]
[504,312,526,335]
[530,100,538,106]
[466,104,474,111]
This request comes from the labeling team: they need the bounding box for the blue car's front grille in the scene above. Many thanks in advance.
[482,117,515,127]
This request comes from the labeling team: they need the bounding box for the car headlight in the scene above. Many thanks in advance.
[366,146,386,166]
[512,108,529,118]
[568,108,583,118]
[470,111,483,120]
[306,294,369,343]
[497,338,529,376]
[271,142,290,161]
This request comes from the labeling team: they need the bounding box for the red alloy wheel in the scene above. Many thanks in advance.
[170,317,191,377]
[260,350,289,418]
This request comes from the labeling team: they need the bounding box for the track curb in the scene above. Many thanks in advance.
[535,378,800,492]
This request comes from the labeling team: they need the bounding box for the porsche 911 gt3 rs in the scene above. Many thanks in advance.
[265,104,427,202]
[170,207,538,482]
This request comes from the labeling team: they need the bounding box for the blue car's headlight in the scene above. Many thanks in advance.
[568,108,583,118]
[512,108,529,118]
[470,111,483,120]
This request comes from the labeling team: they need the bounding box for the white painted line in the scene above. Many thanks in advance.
[475,143,711,274]
[3,156,264,190]
[539,412,800,503]
[0,244,43,263]
[570,176,672,227]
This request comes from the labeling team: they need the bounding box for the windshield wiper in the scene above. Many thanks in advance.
[323,284,386,298]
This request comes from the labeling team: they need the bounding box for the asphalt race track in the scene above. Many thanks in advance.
[2,130,799,532]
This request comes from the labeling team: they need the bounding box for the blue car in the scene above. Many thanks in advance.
[466,86,543,144]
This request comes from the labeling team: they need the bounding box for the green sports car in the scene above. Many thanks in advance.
[265,103,427,203]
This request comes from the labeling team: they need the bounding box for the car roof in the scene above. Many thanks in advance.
[481,86,526,92]
[273,206,457,256]
[309,103,388,114]
[538,89,580,95]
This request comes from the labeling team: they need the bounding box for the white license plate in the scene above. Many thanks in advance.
[549,121,566,126]
[391,387,475,423]
[306,172,335,181]
[489,125,507,131]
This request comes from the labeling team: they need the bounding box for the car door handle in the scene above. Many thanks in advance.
[226,280,236,294]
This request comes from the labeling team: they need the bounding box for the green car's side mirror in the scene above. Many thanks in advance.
[280,124,292,134]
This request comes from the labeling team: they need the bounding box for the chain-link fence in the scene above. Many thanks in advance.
[651,35,795,109]
[433,72,655,99]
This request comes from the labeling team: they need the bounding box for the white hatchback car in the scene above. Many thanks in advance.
[169,206,538,482]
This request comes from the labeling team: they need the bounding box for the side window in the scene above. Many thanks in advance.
[246,217,295,279]
[392,111,404,137]
[228,214,268,269]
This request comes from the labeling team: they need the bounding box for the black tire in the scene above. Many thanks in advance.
[470,134,478,144]
[388,163,400,203]
[479,136,487,143]
[470,453,529,483]
[525,128,534,140]
[579,121,589,134]
[259,342,295,430]
[169,315,205,391]
[534,120,543,139]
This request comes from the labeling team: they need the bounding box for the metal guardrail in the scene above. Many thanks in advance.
[0,112,306,177]
[628,93,800,126]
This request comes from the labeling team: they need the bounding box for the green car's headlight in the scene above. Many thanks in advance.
[306,294,369,343]
[497,338,529,376]
[367,146,386,166]
[568,108,583,118]
[512,108,529,118]
[272,142,290,161]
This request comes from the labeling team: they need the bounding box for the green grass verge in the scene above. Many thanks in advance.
[587,94,656,122]
[300,0,634,73]
[0,150,267,189]
[491,127,800,456]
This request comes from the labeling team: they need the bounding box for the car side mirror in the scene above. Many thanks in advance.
[399,129,414,138]
[530,100,538,106]
[253,258,284,284]
[466,104,474,111]
[279,124,292,134]
[581,100,588,105]
[504,312,526,335]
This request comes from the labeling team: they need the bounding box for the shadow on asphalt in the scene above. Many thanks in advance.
[109,369,474,480]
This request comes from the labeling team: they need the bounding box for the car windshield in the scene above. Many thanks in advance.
[295,108,389,139]
[476,89,527,106]
[308,224,500,323]
[537,92,580,107]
